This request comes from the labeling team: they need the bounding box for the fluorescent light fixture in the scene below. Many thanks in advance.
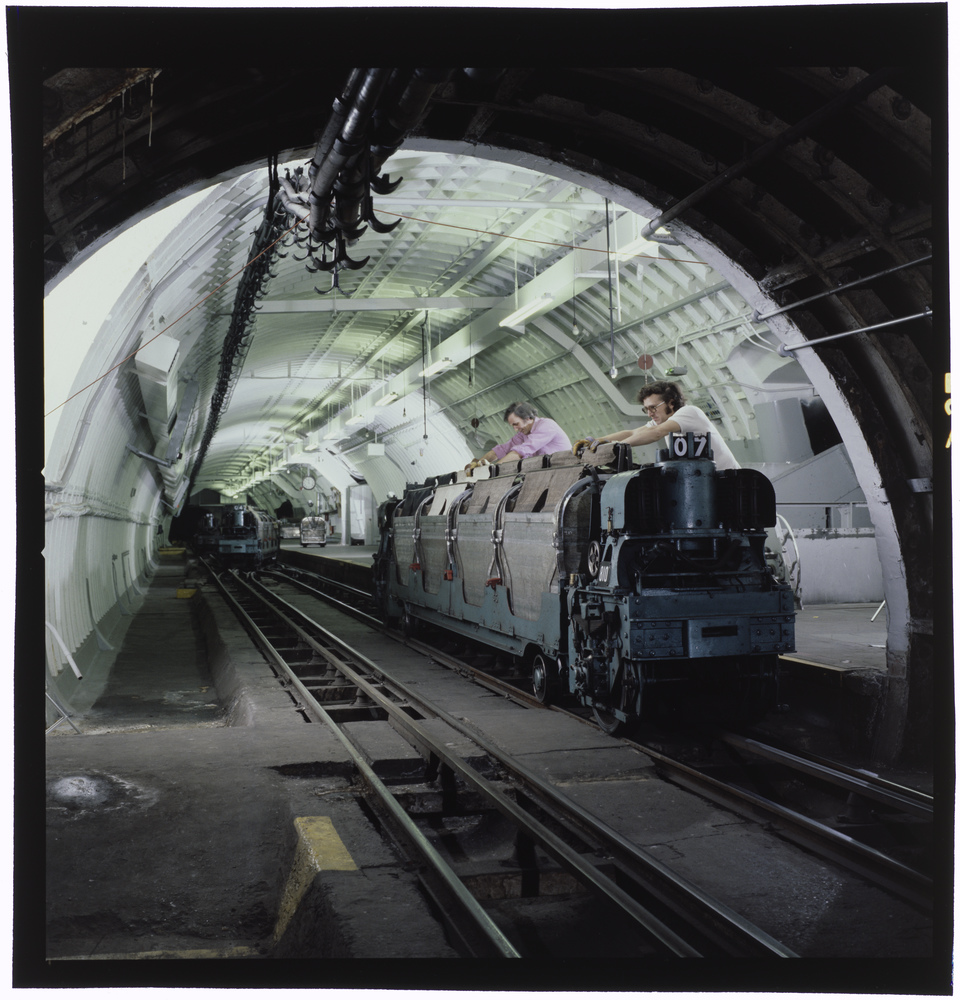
[499,293,555,329]
[418,357,454,378]
[323,427,340,440]
[375,391,400,406]
[345,413,367,426]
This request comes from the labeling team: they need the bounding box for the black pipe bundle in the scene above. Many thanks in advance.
[277,68,454,283]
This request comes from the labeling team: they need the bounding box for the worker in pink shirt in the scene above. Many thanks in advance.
[465,401,572,472]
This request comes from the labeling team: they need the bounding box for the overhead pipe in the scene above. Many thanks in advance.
[284,68,455,263]
[45,621,83,680]
[125,443,175,468]
[307,68,394,240]
[754,254,932,322]
[187,154,284,495]
[358,68,454,236]
[370,68,453,168]
[335,68,436,238]
[298,68,365,229]
[777,307,931,358]
[641,67,897,241]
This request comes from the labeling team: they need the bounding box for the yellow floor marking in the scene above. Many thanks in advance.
[273,816,357,943]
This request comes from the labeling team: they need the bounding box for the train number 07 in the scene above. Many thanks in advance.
[671,433,709,458]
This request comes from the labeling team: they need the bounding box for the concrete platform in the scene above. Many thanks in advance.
[279,540,376,592]
[789,602,889,672]
[279,540,378,561]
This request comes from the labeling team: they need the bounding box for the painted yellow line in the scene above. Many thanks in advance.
[294,816,358,870]
[273,816,357,943]
[780,654,851,673]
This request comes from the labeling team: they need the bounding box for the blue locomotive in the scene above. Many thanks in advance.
[217,504,279,570]
[374,435,795,731]
[192,511,221,558]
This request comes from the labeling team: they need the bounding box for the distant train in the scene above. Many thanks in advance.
[374,435,796,731]
[217,504,279,570]
[300,515,328,547]
[192,511,221,558]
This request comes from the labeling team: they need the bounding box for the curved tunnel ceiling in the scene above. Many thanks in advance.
[25,6,947,761]
[48,147,813,500]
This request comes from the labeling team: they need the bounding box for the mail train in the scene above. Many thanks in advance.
[216,504,279,570]
[374,435,796,731]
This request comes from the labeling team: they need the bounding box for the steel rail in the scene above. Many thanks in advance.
[275,562,547,703]
[245,574,797,958]
[238,575,706,956]
[205,566,521,958]
[742,734,934,805]
[272,565,574,710]
[271,557,931,914]
[275,561,373,606]
[632,740,933,912]
[715,730,933,819]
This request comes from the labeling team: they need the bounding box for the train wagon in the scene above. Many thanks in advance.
[217,505,279,570]
[300,516,328,547]
[374,435,795,731]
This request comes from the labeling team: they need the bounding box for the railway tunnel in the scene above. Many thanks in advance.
[23,2,950,982]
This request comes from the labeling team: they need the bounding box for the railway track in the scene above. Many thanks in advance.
[631,729,934,912]
[267,557,936,916]
[207,562,798,958]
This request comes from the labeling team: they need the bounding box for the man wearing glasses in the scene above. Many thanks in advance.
[574,379,740,470]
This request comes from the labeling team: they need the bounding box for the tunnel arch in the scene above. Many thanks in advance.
[31,11,945,764]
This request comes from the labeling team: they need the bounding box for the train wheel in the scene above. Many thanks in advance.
[586,540,602,579]
[592,663,639,735]
[592,701,624,735]
[531,653,558,704]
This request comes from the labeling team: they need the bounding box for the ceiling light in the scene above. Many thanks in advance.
[345,413,367,426]
[499,293,555,329]
[375,391,400,406]
[418,358,454,378]
[323,427,340,440]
